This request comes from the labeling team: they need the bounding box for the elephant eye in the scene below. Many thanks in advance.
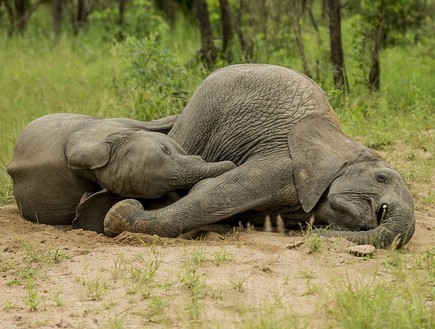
[375,173,388,184]
[161,144,171,155]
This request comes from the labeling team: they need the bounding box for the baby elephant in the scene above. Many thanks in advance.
[7,113,235,229]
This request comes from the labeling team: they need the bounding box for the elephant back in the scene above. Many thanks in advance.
[169,64,339,165]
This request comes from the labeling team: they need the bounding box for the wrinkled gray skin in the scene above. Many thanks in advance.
[104,64,415,248]
[7,113,235,227]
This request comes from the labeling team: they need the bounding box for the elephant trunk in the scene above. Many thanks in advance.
[169,157,236,190]
[321,203,415,249]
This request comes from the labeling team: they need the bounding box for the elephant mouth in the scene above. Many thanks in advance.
[376,203,388,226]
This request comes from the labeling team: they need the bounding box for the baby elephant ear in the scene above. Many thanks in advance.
[288,115,369,213]
[66,130,113,170]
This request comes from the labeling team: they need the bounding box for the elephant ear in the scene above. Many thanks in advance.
[66,122,132,170]
[73,190,125,233]
[288,115,373,213]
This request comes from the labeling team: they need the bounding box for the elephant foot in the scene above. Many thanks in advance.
[103,199,144,237]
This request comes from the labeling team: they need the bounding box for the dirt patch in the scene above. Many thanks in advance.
[0,201,434,328]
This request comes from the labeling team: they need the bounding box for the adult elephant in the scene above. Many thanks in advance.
[7,113,235,231]
[104,64,415,248]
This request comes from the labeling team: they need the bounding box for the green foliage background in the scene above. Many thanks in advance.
[0,0,433,205]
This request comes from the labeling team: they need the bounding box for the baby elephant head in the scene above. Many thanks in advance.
[314,161,415,249]
[289,116,415,249]
[66,124,235,199]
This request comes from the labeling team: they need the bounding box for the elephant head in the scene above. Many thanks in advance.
[65,123,236,199]
[289,115,415,248]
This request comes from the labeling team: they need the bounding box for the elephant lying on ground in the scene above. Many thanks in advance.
[7,113,235,230]
[104,64,415,248]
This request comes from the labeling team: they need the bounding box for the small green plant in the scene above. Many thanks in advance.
[107,314,126,329]
[22,278,40,311]
[180,248,207,320]
[50,248,69,263]
[383,250,409,281]
[228,274,249,293]
[111,253,126,280]
[209,286,225,300]
[2,299,17,312]
[23,243,44,263]
[298,269,319,295]
[213,247,235,265]
[23,243,69,264]
[146,296,167,319]
[240,303,302,329]
[80,278,108,301]
[309,233,322,253]
[414,248,434,273]
[191,247,207,267]
[126,253,161,294]
[51,289,64,306]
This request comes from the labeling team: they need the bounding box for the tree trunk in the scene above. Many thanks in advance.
[368,0,387,91]
[118,0,126,26]
[4,0,16,35]
[77,0,88,27]
[307,0,319,32]
[5,0,38,36]
[194,0,217,69]
[235,0,253,62]
[293,14,312,78]
[14,0,30,31]
[326,0,348,90]
[219,0,233,55]
[52,0,63,38]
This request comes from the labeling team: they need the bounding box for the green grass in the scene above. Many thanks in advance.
[329,248,434,328]
[331,280,433,328]
[1,26,434,205]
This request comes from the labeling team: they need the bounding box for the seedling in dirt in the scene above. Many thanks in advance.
[146,296,167,319]
[182,269,206,320]
[186,247,207,267]
[209,286,225,300]
[2,299,17,312]
[80,277,108,301]
[309,233,322,253]
[299,269,317,280]
[180,249,207,320]
[23,243,44,263]
[51,248,69,263]
[22,278,40,311]
[107,314,126,329]
[126,253,160,294]
[242,302,302,329]
[228,273,249,293]
[213,247,235,265]
[111,253,126,280]
[51,289,64,306]
[23,243,69,264]
[298,269,319,295]
[414,248,434,272]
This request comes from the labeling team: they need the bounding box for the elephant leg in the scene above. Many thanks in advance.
[73,190,125,233]
[74,190,183,233]
[104,160,295,237]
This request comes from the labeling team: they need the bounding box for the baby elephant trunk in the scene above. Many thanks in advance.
[322,203,415,249]
[169,157,236,190]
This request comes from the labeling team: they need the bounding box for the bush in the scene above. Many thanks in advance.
[111,34,189,120]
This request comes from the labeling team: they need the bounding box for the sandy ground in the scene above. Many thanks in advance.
[1,136,434,328]
[0,201,433,328]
